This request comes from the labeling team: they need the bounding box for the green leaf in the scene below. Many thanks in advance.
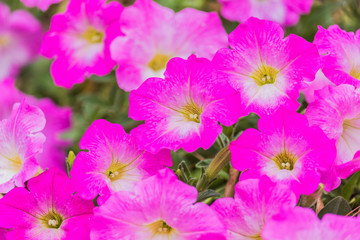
[318,196,351,219]
[341,171,360,201]
[196,189,220,203]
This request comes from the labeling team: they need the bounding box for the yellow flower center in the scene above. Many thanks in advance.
[82,27,104,44]
[40,210,63,229]
[178,100,203,123]
[147,220,175,237]
[272,151,298,170]
[350,67,360,80]
[0,35,10,47]
[251,65,279,86]
[148,53,171,71]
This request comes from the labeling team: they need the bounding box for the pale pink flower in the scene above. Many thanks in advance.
[0,168,94,239]
[129,55,242,153]
[110,0,228,91]
[212,17,319,116]
[0,79,72,171]
[70,119,172,205]
[230,108,336,197]
[262,207,360,240]
[314,25,360,88]
[306,84,360,190]
[212,177,296,239]
[40,0,122,88]
[218,0,313,26]
[0,101,45,193]
[91,168,225,240]
[20,0,62,11]
[0,2,42,80]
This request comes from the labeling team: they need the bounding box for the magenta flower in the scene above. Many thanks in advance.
[91,168,225,240]
[0,168,94,239]
[40,0,122,88]
[20,0,62,11]
[314,25,360,88]
[0,2,42,80]
[70,119,172,204]
[0,79,72,171]
[306,84,360,190]
[212,177,296,239]
[218,0,313,26]
[212,17,319,116]
[110,0,228,91]
[230,108,336,196]
[129,55,242,153]
[262,207,360,240]
[0,101,46,193]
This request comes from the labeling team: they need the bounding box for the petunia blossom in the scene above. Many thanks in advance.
[212,17,319,116]
[230,108,336,197]
[0,79,72,171]
[70,119,172,205]
[20,0,62,11]
[0,2,42,80]
[91,168,226,240]
[306,84,360,190]
[110,0,228,91]
[0,101,46,193]
[40,0,122,88]
[0,168,94,239]
[301,69,334,104]
[262,207,360,240]
[314,25,360,88]
[212,176,296,240]
[218,0,313,27]
[129,55,243,153]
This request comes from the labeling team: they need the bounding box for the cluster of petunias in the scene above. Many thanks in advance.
[2,0,360,239]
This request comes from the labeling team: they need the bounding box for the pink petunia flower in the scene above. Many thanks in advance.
[301,69,334,104]
[40,0,123,88]
[70,119,172,205]
[0,101,46,193]
[0,2,42,80]
[0,168,94,239]
[262,207,360,240]
[212,17,319,116]
[20,0,62,11]
[212,176,297,240]
[314,25,360,88]
[230,108,336,197]
[306,84,360,190]
[0,79,72,171]
[129,55,242,153]
[91,168,226,240]
[110,0,228,91]
[218,0,313,26]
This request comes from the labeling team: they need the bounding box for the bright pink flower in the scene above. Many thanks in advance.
[230,108,336,197]
[70,119,172,205]
[212,177,296,239]
[314,25,360,88]
[306,84,360,190]
[40,0,122,88]
[262,207,360,240]
[0,101,46,193]
[110,0,228,91]
[212,17,319,116]
[0,79,72,171]
[301,69,334,104]
[20,0,62,11]
[218,0,313,26]
[0,3,42,80]
[91,168,225,240]
[129,55,242,153]
[0,168,94,239]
